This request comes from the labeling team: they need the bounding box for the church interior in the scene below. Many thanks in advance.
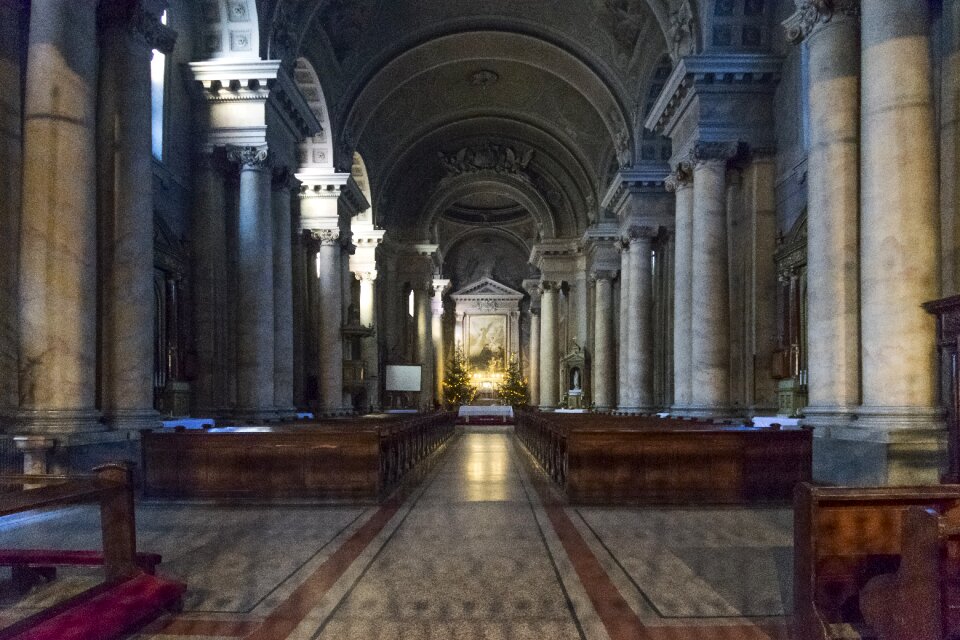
[0,0,959,638]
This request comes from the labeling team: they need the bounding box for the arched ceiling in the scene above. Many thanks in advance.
[261,0,674,241]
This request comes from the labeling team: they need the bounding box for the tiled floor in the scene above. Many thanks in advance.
[0,432,793,639]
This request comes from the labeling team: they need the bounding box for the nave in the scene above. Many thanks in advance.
[0,433,791,640]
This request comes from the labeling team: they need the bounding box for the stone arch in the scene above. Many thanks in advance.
[195,0,261,61]
[351,152,375,225]
[293,57,335,170]
[422,174,558,242]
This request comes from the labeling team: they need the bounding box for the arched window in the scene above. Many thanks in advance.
[150,10,168,159]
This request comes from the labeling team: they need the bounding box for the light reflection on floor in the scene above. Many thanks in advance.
[462,433,510,502]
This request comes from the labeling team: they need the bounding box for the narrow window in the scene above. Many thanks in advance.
[150,10,168,160]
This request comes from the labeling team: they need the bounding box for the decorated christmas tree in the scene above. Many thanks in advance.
[497,356,528,407]
[443,347,477,407]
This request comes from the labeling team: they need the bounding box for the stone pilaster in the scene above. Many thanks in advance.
[415,283,434,410]
[667,165,694,413]
[539,281,560,410]
[529,308,541,406]
[18,0,102,433]
[97,3,175,431]
[854,0,945,483]
[355,271,379,410]
[432,279,450,405]
[272,170,298,418]
[592,271,616,411]
[688,142,738,417]
[229,145,276,420]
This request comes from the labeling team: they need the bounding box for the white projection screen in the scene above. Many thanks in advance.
[385,365,422,392]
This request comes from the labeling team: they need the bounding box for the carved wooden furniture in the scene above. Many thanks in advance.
[859,506,960,640]
[793,483,960,640]
[142,412,456,500]
[0,463,185,640]
[515,411,811,504]
[923,295,960,482]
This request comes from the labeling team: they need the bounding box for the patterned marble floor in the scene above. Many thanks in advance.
[0,432,793,640]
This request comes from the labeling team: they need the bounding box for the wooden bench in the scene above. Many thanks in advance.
[859,506,960,640]
[143,412,456,500]
[0,549,163,593]
[516,410,811,504]
[0,463,185,640]
[793,483,960,640]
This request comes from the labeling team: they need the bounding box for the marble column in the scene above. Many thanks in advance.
[667,165,693,414]
[415,285,434,409]
[689,144,734,416]
[858,0,943,457]
[617,243,631,411]
[357,272,380,411]
[592,272,615,411]
[18,0,101,432]
[539,282,559,410]
[0,1,23,419]
[431,282,447,405]
[790,0,861,430]
[628,230,655,412]
[315,230,344,413]
[529,309,540,406]
[191,152,228,415]
[98,5,172,430]
[272,172,296,418]
[229,146,275,420]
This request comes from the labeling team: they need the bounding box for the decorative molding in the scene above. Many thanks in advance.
[625,225,658,241]
[227,144,270,170]
[644,54,783,138]
[469,69,500,87]
[665,162,693,192]
[784,0,860,45]
[591,270,618,282]
[538,280,560,294]
[439,144,535,178]
[601,167,671,215]
[689,140,744,166]
[668,0,695,61]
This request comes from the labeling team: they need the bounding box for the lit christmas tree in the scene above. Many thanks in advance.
[443,347,477,407]
[497,356,528,407]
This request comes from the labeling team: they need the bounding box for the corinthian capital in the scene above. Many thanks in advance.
[310,228,340,246]
[784,0,860,44]
[228,145,271,171]
[665,162,693,193]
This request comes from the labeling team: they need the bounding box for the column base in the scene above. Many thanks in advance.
[680,404,740,419]
[813,406,947,486]
[272,406,298,421]
[231,408,282,424]
[800,405,859,437]
[103,409,162,432]
[538,404,557,412]
[16,409,104,434]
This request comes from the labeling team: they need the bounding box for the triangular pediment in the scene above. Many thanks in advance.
[451,277,523,299]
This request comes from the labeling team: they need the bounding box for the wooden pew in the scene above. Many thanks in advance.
[0,463,185,640]
[859,506,960,640]
[793,483,960,640]
[515,410,810,504]
[143,412,456,500]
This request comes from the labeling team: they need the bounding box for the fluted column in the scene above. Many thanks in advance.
[668,167,694,413]
[415,284,434,409]
[788,0,861,430]
[539,282,559,410]
[18,0,101,432]
[592,271,615,411]
[689,143,734,416]
[272,171,297,418]
[314,229,344,413]
[229,146,275,420]
[858,0,943,464]
[617,243,631,410]
[529,309,540,406]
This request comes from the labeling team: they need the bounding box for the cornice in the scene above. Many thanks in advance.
[190,59,321,143]
[644,54,784,137]
[600,166,671,214]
